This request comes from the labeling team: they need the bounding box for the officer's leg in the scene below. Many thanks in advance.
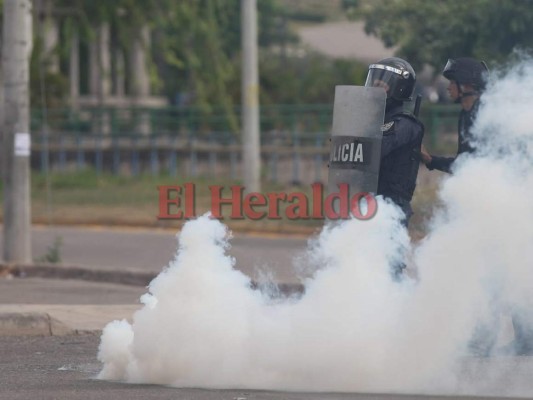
[512,307,533,356]
[468,317,499,357]
[390,207,411,282]
[468,298,500,357]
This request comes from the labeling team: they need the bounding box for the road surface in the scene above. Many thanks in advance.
[1,225,311,283]
[3,335,530,400]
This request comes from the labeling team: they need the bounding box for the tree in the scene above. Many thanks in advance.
[150,0,288,132]
[351,0,533,71]
[259,53,367,105]
[30,0,312,130]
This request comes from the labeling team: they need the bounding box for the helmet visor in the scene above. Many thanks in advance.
[365,64,409,98]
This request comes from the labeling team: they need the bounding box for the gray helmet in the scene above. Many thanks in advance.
[443,57,489,91]
[365,57,416,102]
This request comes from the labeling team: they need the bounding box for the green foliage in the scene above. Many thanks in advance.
[32,169,101,190]
[26,0,368,129]
[259,53,368,105]
[281,0,343,22]
[33,0,533,117]
[35,236,63,264]
[351,0,533,71]
[152,1,240,132]
[30,36,69,109]
[55,0,162,45]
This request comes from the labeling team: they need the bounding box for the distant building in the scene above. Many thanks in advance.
[297,21,395,62]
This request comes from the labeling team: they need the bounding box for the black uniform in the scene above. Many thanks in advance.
[378,103,424,224]
[426,98,480,173]
[424,96,533,355]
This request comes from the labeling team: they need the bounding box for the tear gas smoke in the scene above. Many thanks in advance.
[98,58,533,396]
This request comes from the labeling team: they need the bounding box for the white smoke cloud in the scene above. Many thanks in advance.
[97,58,533,396]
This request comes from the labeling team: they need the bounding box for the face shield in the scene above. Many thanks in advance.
[365,64,412,100]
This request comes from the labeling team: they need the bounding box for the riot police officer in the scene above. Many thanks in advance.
[365,58,424,281]
[420,57,488,171]
[421,57,533,356]
[365,57,424,226]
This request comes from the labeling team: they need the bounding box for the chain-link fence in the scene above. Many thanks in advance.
[29,103,461,184]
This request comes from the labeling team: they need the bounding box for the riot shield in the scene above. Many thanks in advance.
[327,86,386,199]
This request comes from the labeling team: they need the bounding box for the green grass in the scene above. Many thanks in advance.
[32,171,180,206]
[0,170,326,234]
[0,169,439,237]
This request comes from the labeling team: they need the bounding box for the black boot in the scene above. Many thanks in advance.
[512,313,533,356]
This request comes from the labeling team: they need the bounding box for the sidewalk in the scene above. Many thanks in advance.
[0,277,144,336]
[0,275,304,336]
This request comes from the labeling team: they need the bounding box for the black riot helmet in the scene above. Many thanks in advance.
[365,57,416,102]
[443,57,489,92]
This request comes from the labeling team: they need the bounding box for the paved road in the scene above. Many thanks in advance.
[3,335,530,400]
[1,225,310,283]
[2,227,533,399]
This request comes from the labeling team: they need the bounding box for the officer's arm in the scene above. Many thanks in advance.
[380,119,422,159]
[426,155,454,173]
[380,133,398,158]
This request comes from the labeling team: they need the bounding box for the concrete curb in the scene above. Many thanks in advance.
[0,312,73,336]
[0,263,306,296]
[28,220,319,238]
[0,263,305,337]
[0,305,140,337]
[0,263,156,287]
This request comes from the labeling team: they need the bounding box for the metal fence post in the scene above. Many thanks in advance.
[209,132,217,177]
[95,135,103,175]
[112,136,120,175]
[40,133,48,174]
[168,136,177,177]
[230,136,237,180]
[150,135,159,176]
[58,136,66,172]
[269,130,279,183]
[291,128,300,185]
[314,133,323,183]
[189,133,197,177]
[76,135,85,171]
[131,136,139,176]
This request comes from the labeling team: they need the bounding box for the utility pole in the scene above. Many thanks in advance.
[241,0,260,193]
[2,0,33,263]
